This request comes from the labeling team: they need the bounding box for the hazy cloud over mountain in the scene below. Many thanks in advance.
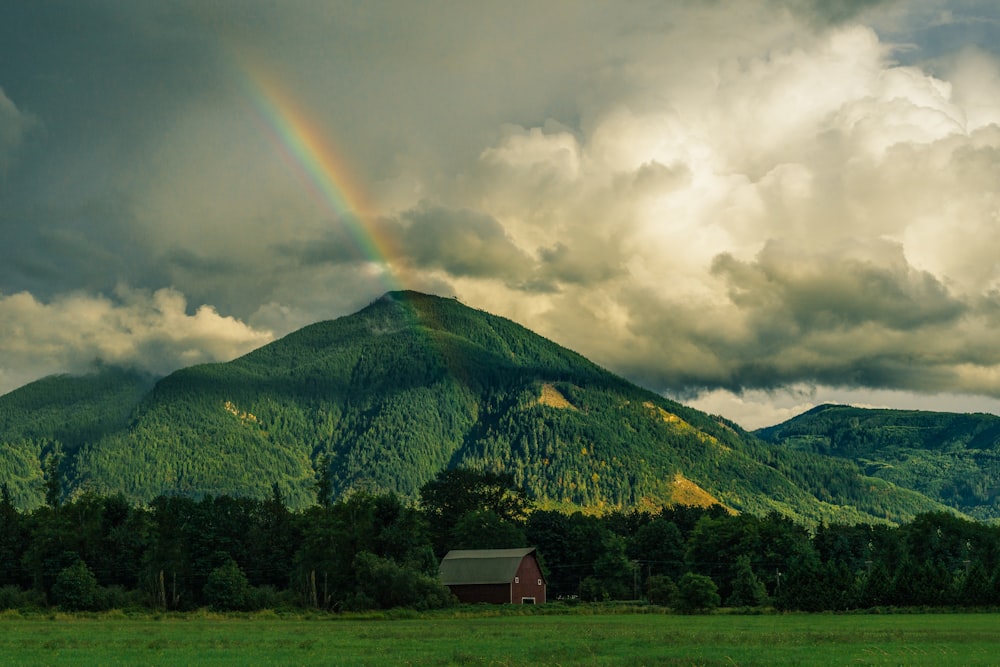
[2,1,1000,427]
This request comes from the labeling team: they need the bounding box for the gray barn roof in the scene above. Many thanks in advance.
[439,547,537,586]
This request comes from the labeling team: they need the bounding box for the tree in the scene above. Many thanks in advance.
[627,518,685,580]
[313,455,334,508]
[685,514,759,602]
[450,510,526,550]
[203,557,251,611]
[589,533,634,600]
[419,468,531,554]
[0,484,29,588]
[726,555,767,607]
[645,575,677,606]
[857,560,893,608]
[675,572,720,613]
[51,559,100,611]
[248,482,299,588]
[43,450,63,509]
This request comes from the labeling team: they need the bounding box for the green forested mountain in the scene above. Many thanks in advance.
[0,292,965,523]
[0,367,156,507]
[755,404,1000,520]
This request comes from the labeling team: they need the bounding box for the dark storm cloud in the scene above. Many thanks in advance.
[711,239,966,333]
[615,240,990,396]
[388,204,535,284]
[2,0,1000,423]
[272,224,369,268]
[536,242,625,286]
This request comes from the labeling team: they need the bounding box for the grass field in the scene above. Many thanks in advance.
[2,608,1000,666]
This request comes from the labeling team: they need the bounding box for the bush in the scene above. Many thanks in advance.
[645,575,677,606]
[353,552,454,610]
[0,585,45,611]
[203,558,251,611]
[98,585,146,611]
[675,572,720,614]
[51,560,100,611]
[247,585,299,612]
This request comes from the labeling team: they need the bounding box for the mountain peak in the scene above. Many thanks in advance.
[0,297,974,524]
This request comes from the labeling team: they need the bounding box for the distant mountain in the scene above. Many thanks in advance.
[0,291,960,524]
[755,404,1000,520]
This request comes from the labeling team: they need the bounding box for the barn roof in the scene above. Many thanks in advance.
[439,547,537,586]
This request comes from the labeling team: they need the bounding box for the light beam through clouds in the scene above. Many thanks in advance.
[1,1,1000,428]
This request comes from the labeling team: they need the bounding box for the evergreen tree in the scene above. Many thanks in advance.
[0,484,28,588]
[43,450,63,509]
[313,455,334,508]
[726,555,767,607]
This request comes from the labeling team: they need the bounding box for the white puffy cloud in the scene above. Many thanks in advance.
[0,287,273,395]
[4,1,1000,424]
[405,11,1000,412]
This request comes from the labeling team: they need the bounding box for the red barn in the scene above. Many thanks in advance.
[439,547,546,604]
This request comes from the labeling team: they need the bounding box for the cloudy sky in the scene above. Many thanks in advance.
[3,0,1000,428]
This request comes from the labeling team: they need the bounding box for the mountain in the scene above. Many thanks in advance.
[0,366,156,508]
[0,291,960,523]
[755,403,1000,520]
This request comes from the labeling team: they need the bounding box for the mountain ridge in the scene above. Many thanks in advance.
[754,403,1000,520]
[0,291,975,523]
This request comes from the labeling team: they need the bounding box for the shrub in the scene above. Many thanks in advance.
[51,560,99,611]
[675,572,720,614]
[354,551,453,610]
[0,585,45,611]
[645,575,677,606]
[203,558,251,611]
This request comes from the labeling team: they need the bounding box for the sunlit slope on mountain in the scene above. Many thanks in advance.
[0,292,958,523]
[755,404,1000,520]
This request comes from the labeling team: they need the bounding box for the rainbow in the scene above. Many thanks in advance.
[236,58,403,291]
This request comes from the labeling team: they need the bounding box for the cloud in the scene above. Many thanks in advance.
[712,239,965,332]
[387,203,535,285]
[0,287,273,395]
[781,0,896,27]
[408,10,1000,407]
[0,87,36,174]
[4,0,1000,418]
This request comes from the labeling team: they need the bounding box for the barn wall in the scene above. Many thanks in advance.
[448,583,511,604]
[511,554,546,604]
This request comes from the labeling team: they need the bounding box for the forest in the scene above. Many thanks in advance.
[3,467,1000,614]
[3,291,991,529]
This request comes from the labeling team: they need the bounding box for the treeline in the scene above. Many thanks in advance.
[4,468,1000,613]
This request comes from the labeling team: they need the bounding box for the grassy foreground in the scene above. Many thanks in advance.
[2,608,1000,666]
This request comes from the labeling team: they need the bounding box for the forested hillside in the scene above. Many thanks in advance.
[755,404,1000,520]
[0,367,156,508]
[0,292,967,524]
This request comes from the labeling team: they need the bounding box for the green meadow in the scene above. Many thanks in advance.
[2,609,1000,666]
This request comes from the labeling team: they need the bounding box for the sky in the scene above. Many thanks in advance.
[2,1,1000,429]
